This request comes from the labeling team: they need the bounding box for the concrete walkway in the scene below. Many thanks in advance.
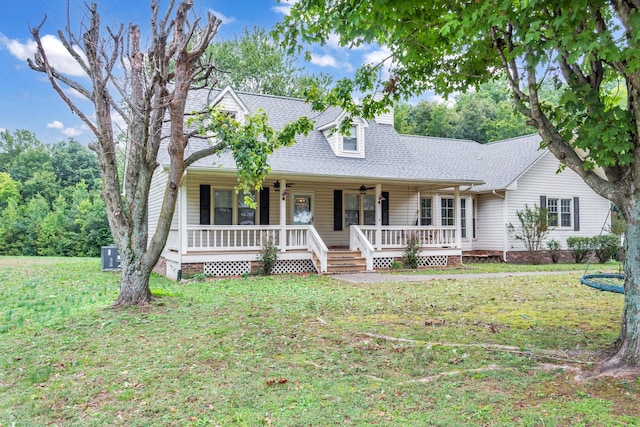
[333,270,581,283]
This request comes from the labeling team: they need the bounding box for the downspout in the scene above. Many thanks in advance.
[492,190,508,262]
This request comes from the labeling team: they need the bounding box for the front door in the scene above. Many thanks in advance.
[293,195,313,225]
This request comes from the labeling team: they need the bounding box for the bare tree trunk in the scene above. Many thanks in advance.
[113,252,153,307]
[598,198,640,373]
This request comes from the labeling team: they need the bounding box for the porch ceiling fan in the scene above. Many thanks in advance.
[273,180,294,191]
[350,184,375,194]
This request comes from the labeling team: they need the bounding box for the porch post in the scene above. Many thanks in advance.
[375,183,382,250]
[179,174,188,255]
[280,179,287,252]
[454,185,461,249]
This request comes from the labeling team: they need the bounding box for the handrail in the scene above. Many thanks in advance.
[307,225,328,273]
[359,225,458,249]
[350,226,375,270]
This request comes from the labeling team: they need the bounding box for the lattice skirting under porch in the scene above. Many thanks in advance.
[271,259,316,274]
[198,259,317,277]
[374,255,449,269]
[203,261,251,276]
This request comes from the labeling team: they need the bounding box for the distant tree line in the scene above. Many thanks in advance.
[394,80,545,143]
[0,130,112,256]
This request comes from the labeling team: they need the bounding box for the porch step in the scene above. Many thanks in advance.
[325,250,367,274]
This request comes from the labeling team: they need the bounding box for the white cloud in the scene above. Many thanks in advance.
[363,48,393,67]
[208,9,236,24]
[46,119,84,137]
[272,0,297,15]
[47,120,64,129]
[325,33,370,51]
[0,128,6,133]
[0,33,86,77]
[310,53,339,68]
[61,127,82,137]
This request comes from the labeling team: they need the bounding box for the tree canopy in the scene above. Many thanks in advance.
[208,26,332,98]
[0,130,110,256]
[395,80,533,142]
[277,0,640,376]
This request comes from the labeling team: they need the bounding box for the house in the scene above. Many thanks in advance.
[149,87,611,279]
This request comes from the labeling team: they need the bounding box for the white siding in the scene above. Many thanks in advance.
[476,192,506,251]
[505,152,610,251]
[147,166,169,244]
[183,173,422,247]
[215,93,247,122]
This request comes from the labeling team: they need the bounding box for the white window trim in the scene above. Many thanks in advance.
[291,192,315,225]
[212,188,258,225]
[547,197,572,228]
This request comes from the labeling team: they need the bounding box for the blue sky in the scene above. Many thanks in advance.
[0,0,393,145]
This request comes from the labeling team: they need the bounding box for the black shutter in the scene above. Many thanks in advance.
[199,185,211,225]
[260,187,270,225]
[574,197,580,231]
[334,190,343,231]
[540,195,547,210]
[382,191,389,226]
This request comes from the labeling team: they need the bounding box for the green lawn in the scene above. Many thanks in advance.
[1,257,638,426]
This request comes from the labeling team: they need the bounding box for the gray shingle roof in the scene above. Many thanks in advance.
[160,88,544,189]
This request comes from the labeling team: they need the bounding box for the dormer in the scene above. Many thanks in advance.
[318,111,368,158]
[209,86,249,123]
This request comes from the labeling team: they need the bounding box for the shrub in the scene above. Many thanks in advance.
[508,204,552,265]
[257,234,279,275]
[390,260,403,270]
[402,232,421,269]
[592,234,621,264]
[566,236,592,263]
[546,239,561,263]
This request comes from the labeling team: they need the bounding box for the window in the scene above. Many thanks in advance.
[546,198,571,227]
[460,198,467,238]
[547,198,558,226]
[214,190,233,225]
[237,193,255,225]
[363,194,375,225]
[441,197,454,226]
[560,199,572,227]
[420,198,432,226]
[344,193,359,226]
[342,125,358,151]
[344,193,376,226]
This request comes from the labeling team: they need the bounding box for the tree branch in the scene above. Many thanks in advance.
[184,141,227,167]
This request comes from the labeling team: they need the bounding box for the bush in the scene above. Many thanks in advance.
[257,234,279,275]
[402,232,421,269]
[592,234,621,264]
[508,204,552,265]
[566,236,592,263]
[546,239,561,263]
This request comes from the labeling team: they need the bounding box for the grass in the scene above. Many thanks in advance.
[385,261,623,275]
[1,256,639,426]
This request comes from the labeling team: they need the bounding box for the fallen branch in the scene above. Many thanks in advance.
[360,332,593,364]
[407,365,506,383]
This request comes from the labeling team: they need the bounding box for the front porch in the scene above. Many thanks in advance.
[161,224,462,278]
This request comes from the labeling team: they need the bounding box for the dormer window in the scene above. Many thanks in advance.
[319,115,367,158]
[342,125,358,151]
[223,111,237,120]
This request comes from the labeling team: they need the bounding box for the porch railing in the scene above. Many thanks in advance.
[307,225,328,273]
[350,226,375,270]
[186,225,311,252]
[185,225,327,272]
[358,225,458,249]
